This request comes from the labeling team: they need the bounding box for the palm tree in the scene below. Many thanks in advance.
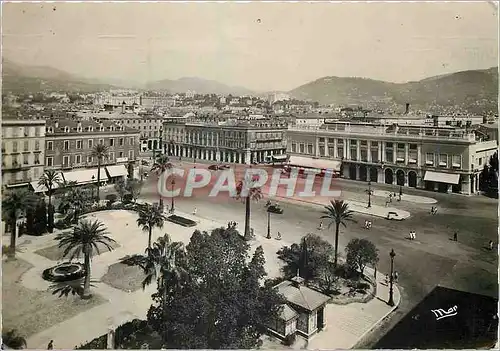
[38,169,62,232]
[136,203,166,249]
[55,219,116,299]
[2,329,27,349]
[235,173,263,240]
[62,187,91,223]
[151,155,173,209]
[321,199,355,267]
[91,144,110,201]
[2,190,37,258]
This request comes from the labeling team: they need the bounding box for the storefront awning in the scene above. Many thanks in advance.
[272,155,288,161]
[424,171,460,185]
[106,165,128,178]
[288,155,341,172]
[62,168,107,185]
[30,178,62,193]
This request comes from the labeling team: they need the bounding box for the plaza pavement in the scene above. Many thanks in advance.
[10,208,400,349]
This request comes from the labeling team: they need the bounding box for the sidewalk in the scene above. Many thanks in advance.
[373,189,437,204]
[18,208,399,349]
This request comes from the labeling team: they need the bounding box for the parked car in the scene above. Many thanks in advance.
[267,204,284,214]
[208,165,219,170]
[387,211,399,220]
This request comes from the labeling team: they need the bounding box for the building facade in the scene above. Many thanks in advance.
[1,119,46,188]
[163,117,288,164]
[287,122,498,195]
[42,119,140,187]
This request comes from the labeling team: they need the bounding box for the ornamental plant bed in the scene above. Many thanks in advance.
[166,215,197,227]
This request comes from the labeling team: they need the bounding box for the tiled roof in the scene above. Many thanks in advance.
[278,304,298,321]
[275,280,331,312]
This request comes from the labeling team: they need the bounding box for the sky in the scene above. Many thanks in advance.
[2,2,498,92]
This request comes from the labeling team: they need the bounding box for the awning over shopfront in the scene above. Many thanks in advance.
[288,156,342,172]
[424,171,460,185]
[62,168,107,185]
[272,154,288,161]
[30,176,63,193]
[106,165,128,178]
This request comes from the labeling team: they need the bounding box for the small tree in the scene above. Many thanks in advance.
[26,205,35,235]
[345,238,378,276]
[114,179,127,202]
[126,179,143,203]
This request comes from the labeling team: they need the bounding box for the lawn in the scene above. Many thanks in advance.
[2,258,107,339]
[34,241,121,261]
[100,262,146,292]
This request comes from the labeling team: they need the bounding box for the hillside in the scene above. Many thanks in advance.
[2,59,117,93]
[145,77,254,96]
[290,67,499,114]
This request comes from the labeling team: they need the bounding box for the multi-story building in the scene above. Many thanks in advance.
[1,119,46,188]
[163,116,288,164]
[43,119,140,187]
[287,122,497,195]
[76,109,164,153]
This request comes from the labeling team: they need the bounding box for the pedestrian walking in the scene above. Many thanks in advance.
[47,340,54,350]
[193,207,197,215]
[393,271,399,283]
[489,240,494,250]
[318,221,323,230]
[453,232,458,241]
[276,232,282,240]
[413,231,417,240]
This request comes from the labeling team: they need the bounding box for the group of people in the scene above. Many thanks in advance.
[384,271,399,284]
[364,220,373,229]
[227,221,238,229]
[408,231,417,240]
[430,206,438,215]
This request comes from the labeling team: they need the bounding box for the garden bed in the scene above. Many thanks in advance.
[34,241,121,261]
[2,258,106,338]
[166,215,197,227]
[100,262,146,292]
[327,277,376,305]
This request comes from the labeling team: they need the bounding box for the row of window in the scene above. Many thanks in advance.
[2,167,41,184]
[47,137,136,151]
[2,153,41,167]
[47,150,134,167]
[316,138,419,150]
[291,142,463,168]
[2,126,43,138]
[48,125,124,133]
[2,140,41,153]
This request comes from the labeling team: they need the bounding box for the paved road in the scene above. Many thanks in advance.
[133,160,498,346]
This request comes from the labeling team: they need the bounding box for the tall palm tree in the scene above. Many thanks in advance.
[136,203,166,249]
[55,219,116,299]
[151,155,173,209]
[2,329,27,349]
[235,173,263,240]
[2,190,37,258]
[61,187,91,223]
[38,169,62,232]
[321,199,355,267]
[91,144,110,201]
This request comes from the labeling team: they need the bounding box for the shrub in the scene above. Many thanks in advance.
[123,193,133,204]
[356,282,370,290]
[76,334,107,349]
[33,199,47,236]
[283,333,296,346]
[105,194,118,203]
[54,220,72,230]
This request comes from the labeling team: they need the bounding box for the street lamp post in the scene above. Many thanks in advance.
[399,184,403,196]
[91,175,96,201]
[388,248,396,306]
[170,178,176,213]
[266,209,271,239]
[159,126,163,156]
[367,181,373,208]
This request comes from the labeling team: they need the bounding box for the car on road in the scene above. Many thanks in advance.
[208,165,219,170]
[267,204,284,214]
[386,211,399,220]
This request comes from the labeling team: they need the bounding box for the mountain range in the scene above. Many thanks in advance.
[2,58,498,114]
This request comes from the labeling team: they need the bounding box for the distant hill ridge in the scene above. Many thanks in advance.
[2,58,498,114]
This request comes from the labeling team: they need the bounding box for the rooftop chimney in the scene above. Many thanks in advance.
[121,101,126,114]
[291,269,305,288]
[405,103,410,115]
